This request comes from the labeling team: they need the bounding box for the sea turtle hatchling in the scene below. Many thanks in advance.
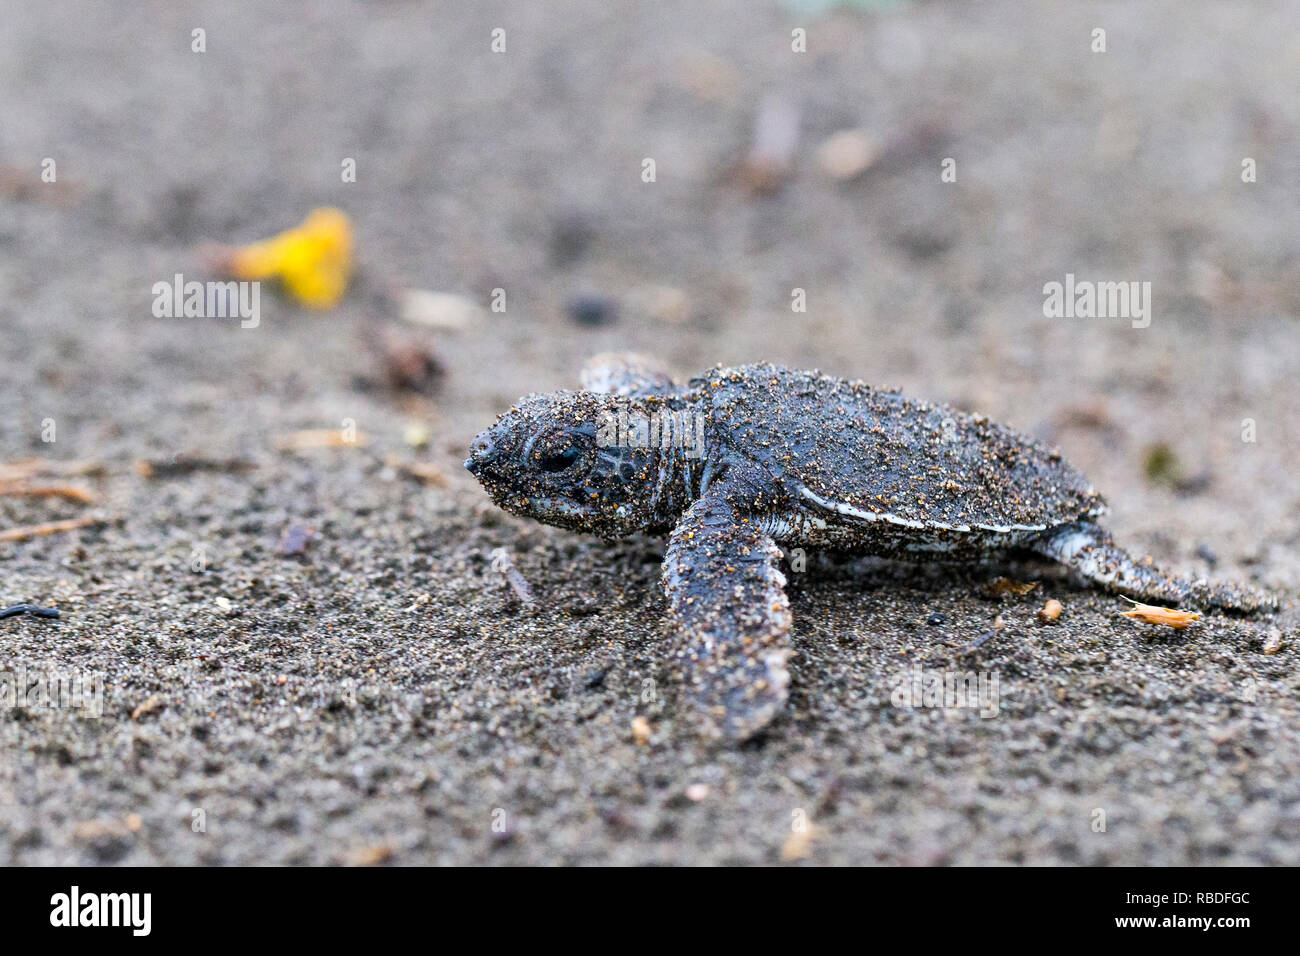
[466,355,1277,740]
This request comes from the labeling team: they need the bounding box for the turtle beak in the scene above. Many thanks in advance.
[465,431,502,479]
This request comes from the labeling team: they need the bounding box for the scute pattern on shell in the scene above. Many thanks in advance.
[697,363,1105,535]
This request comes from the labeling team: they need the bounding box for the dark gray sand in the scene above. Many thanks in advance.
[1,0,1298,864]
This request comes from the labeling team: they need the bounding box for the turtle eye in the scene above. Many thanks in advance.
[538,447,580,473]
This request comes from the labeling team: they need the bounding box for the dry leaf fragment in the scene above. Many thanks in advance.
[631,716,652,746]
[347,844,394,866]
[817,129,878,181]
[403,424,430,449]
[131,695,163,721]
[0,458,105,483]
[678,52,739,103]
[640,285,692,325]
[385,457,448,488]
[372,324,444,395]
[398,289,483,331]
[0,516,101,542]
[0,483,96,504]
[1037,599,1063,624]
[780,822,823,862]
[984,577,1039,598]
[1119,597,1200,629]
[73,819,130,841]
[275,429,370,451]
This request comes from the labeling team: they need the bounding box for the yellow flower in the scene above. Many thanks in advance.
[228,207,353,309]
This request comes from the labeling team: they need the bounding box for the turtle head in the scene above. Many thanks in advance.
[466,391,678,536]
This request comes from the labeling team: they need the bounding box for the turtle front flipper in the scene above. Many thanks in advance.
[662,488,793,740]
[1032,521,1277,614]
[580,352,678,396]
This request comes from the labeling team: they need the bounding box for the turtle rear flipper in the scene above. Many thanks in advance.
[1031,521,1277,614]
[663,487,793,740]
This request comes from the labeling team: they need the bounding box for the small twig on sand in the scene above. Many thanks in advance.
[275,429,371,451]
[489,547,536,610]
[0,459,105,483]
[0,516,102,542]
[134,456,254,479]
[385,457,448,487]
[737,95,801,196]
[0,604,60,620]
[0,483,97,504]
[0,164,83,205]
[963,615,1006,652]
